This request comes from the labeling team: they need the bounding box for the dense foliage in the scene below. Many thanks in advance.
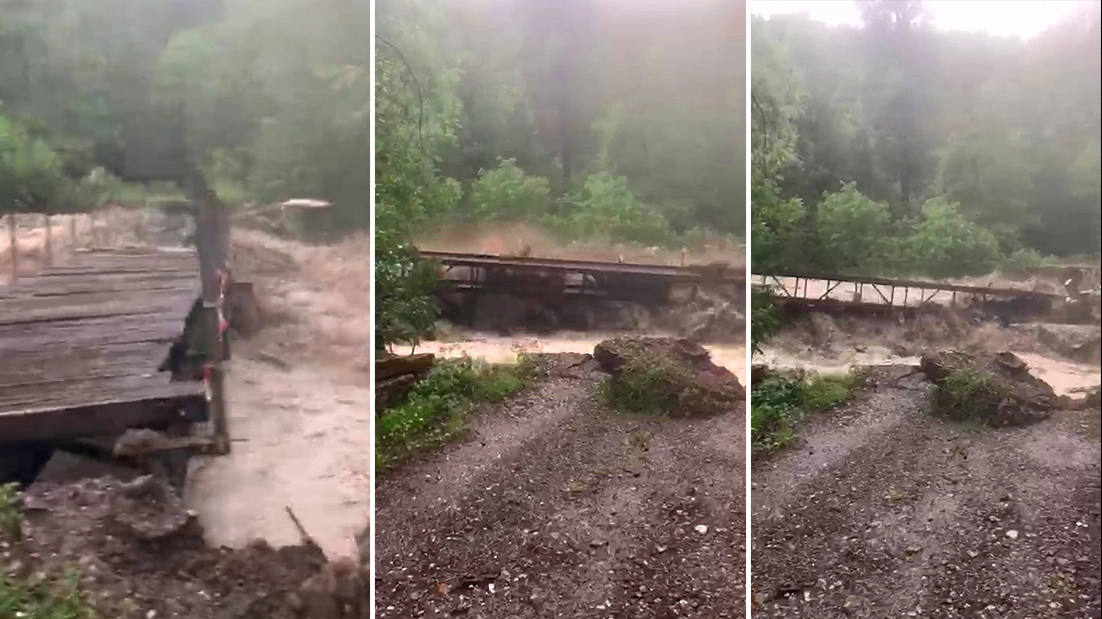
[752,2,1101,277]
[374,0,746,347]
[1,0,372,216]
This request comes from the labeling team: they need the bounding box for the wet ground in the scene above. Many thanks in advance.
[751,365,1101,618]
[374,356,745,618]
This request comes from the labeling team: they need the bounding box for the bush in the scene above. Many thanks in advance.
[0,483,21,542]
[467,159,552,222]
[751,372,858,455]
[0,570,98,619]
[903,197,1002,278]
[0,112,74,213]
[568,172,673,246]
[375,229,438,353]
[814,184,893,273]
[375,358,532,470]
[750,286,782,354]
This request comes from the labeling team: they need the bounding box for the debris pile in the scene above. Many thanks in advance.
[919,350,1058,427]
[594,336,744,416]
[4,477,370,619]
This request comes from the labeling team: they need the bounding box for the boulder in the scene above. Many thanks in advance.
[594,337,743,416]
[919,350,1057,427]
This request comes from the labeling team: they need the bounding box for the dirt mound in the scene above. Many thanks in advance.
[920,350,1060,427]
[7,477,369,619]
[594,337,744,416]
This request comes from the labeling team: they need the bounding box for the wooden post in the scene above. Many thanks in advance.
[195,194,231,454]
[69,215,77,251]
[44,213,53,267]
[7,214,16,282]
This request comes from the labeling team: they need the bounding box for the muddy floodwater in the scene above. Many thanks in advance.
[758,345,1099,396]
[418,330,747,384]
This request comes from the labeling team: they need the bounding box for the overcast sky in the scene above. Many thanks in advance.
[750,1,1093,39]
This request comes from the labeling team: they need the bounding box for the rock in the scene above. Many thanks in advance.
[120,475,163,500]
[594,337,744,416]
[919,350,1058,427]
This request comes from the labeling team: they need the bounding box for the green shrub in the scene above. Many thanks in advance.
[903,197,1002,278]
[375,229,438,353]
[751,372,858,455]
[814,183,893,272]
[467,159,552,222]
[375,358,531,470]
[750,286,782,355]
[568,172,673,246]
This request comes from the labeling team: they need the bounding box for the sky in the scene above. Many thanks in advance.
[750,1,1093,39]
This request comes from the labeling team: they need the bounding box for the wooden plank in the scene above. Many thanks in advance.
[0,373,201,415]
[0,315,184,353]
[0,390,207,443]
[0,247,204,442]
[0,294,195,325]
[0,342,171,386]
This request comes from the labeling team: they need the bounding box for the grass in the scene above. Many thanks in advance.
[374,355,536,472]
[751,372,860,456]
[602,346,739,417]
[933,366,993,423]
[1,485,98,618]
[0,571,97,619]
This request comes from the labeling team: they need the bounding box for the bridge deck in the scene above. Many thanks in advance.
[0,249,207,443]
[420,250,745,282]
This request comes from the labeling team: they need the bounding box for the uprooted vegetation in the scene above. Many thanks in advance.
[750,369,861,456]
[375,357,536,472]
[920,350,1064,427]
[594,337,744,416]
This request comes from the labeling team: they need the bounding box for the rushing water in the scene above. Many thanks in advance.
[417,330,747,384]
[416,331,1097,399]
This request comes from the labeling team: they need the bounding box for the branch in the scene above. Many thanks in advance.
[377,35,426,155]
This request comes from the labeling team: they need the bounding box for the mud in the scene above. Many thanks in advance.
[375,354,745,618]
[752,367,1101,618]
[6,477,328,619]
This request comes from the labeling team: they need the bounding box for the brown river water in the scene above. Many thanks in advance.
[418,332,1099,398]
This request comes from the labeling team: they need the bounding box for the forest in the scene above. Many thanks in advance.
[1,0,371,219]
[752,1,1102,278]
[375,0,746,347]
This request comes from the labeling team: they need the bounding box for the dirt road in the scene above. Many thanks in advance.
[375,356,745,618]
[752,367,1101,618]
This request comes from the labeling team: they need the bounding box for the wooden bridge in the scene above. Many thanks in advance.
[1,204,233,485]
[422,250,744,304]
[0,249,208,444]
